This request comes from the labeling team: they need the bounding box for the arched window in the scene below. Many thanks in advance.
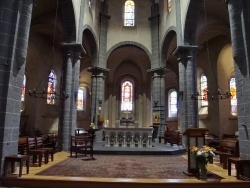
[168,90,177,117]
[167,0,172,12]
[121,80,133,111]
[89,0,92,8]
[21,75,26,112]
[21,75,26,102]
[77,87,87,111]
[201,73,208,106]
[47,70,56,105]
[124,0,135,27]
[230,77,237,116]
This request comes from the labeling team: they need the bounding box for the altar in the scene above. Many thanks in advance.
[104,127,153,147]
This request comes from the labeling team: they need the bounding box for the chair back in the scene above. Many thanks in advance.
[26,137,36,151]
[35,136,44,149]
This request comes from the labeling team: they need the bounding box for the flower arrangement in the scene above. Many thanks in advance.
[90,123,95,129]
[190,145,215,165]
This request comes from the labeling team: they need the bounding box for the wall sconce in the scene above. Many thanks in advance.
[28,89,69,100]
[191,89,231,101]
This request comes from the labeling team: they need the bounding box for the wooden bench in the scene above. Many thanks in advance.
[70,135,94,159]
[214,139,239,169]
[4,154,29,177]
[35,136,55,162]
[26,137,48,167]
[228,157,250,180]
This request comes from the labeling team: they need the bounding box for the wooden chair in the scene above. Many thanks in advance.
[26,137,48,167]
[70,135,94,159]
[214,139,239,169]
[35,136,55,162]
[18,137,27,155]
[42,133,58,150]
[164,130,181,146]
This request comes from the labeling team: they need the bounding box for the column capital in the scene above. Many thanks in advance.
[61,42,86,57]
[147,67,166,75]
[173,45,200,57]
[88,66,110,75]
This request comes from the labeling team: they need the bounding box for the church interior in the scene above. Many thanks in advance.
[1,0,250,187]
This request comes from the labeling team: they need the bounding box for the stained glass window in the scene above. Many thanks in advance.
[89,0,92,8]
[230,77,237,116]
[121,81,133,111]
[124,0,135,27]
[168,90,177,117]
[201,73,208,106]
[21,75,26,112]
[167,0,172,12]
[47,70,56,105]
[77,87,87,111]
[21,75,26,102]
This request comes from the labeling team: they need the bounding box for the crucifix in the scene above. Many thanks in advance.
[124,109,131,127]
[124,109,130,119]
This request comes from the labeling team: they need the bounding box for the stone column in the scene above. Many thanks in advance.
[151,69,166,139]
[148,2,160,69]
[88,67,108,141]
[98,1,110,68]
[173,45,199,147]
[0,0,33,175]
[58,43,84,152]
[226,0,250,159]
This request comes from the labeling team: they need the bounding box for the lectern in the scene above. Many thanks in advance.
[183,128,209,174]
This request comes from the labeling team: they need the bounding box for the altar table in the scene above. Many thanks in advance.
[104,127,153,147]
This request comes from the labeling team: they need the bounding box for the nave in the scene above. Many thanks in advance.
[2,151,250,188]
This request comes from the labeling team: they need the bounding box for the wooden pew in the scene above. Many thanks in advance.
[35,136,55,162]
[214,139,239,169]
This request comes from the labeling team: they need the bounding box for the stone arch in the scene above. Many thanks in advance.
[107,41,152,66]
[59,0,77,42]
[81,27,98,68]
[183,0,203,45]
[161,26,177,66]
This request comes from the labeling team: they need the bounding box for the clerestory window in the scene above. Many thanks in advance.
[124,0,135,27]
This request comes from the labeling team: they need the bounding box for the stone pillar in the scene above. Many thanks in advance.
[88,67,108,141]
[98,1,110,68]
[226,0,250,159]
[58,43,85,152]
[151,70,166,139]
[173,45,199,147]
[0,0,33,176]
[148,2,160,69]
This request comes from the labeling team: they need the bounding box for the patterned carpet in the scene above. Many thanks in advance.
[37,154,222,179]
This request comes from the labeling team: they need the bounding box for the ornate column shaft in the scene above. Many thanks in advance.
[148,68,166,140]
[226,0,250,159]
[173,45,199,147]
[0,0,33,175]
[58,43,85,151]
[148,2,160,69]
[88,67,109,141]
[98,1,110,67]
